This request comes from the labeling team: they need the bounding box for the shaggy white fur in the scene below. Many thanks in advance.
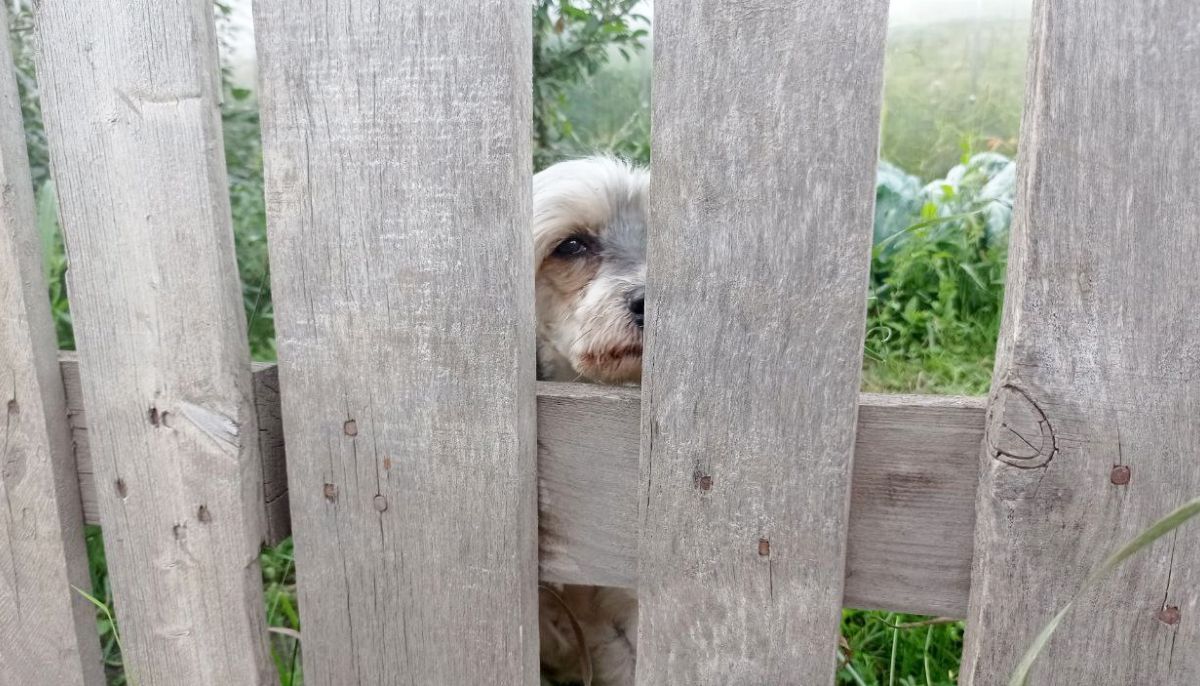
[532,156,648,385]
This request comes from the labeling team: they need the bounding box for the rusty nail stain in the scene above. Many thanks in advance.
[758,538,770,557]
[1110,465,1131,485]
[343,419,358,437]
[373,494,388,512]
[383,457,392,470]
[115,479,128,498]
[197,505,212,523]
[323,483,338,502]
[695,474,713,492]
[1157,605,1181,626]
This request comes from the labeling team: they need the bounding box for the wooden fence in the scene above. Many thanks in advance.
[1,0,1196,684]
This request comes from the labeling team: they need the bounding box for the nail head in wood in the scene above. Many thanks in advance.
[1109,465,1131,486]
[1157,606,1181,626]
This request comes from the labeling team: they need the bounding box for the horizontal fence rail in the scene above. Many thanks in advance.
[61,355,983,618]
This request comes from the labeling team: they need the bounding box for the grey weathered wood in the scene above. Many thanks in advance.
[537,382,642,590]
[962,1,1200,683]
[33,2,275,683]
[845,393,982,617]
[640,2,890,681]
[66,356,293,546]
[254,1,538,683]
[65,361,984,616]
[0,9,102,681]
[66,360,984,617]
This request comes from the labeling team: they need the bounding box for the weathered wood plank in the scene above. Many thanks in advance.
[962,1,1200,683]
[66,361,984,617]
[0,8,102,680]
[254,1,537,683]
[640,2,890,681]
[536,382,642,590]
[845,394,982,617]
[33,1,275,683]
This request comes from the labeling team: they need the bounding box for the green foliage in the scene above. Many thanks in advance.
[222,86,276,360]
[533,0,649,169]
[83,526,128,685]
[36,180,74,348]
[863,153,1013,395]
[551,46,650,166]
[7,10,48,189]
[262,539,303,684]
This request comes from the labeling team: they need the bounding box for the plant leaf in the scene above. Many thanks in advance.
[35,180,60,280]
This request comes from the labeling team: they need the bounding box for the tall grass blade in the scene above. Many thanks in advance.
[35,180,59,280]
[1009,496,1200,685]
[72,584,134,686]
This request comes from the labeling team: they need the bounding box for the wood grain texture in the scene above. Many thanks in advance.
[254,2,538,683]
[962,1,1200,683]
[67,360,984,616]
[537,382,642,590]
[640,2,890,682]
[845,394,983,617]
[253,365,290,544]
[0,9,102,681]
[33,2,275,683]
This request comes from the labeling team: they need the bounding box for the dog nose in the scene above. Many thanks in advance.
[628,290,645,329]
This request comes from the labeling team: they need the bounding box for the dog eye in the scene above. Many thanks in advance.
[553,237,591,258]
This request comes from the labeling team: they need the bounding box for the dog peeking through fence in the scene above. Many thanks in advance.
[535,156,646,685]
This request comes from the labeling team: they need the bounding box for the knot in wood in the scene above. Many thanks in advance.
[985,384,1057,469]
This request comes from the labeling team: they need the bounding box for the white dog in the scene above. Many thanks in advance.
[534,156,646,685]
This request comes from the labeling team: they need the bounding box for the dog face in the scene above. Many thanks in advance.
[533,157,648,384]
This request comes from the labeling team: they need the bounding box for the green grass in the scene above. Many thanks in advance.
[839,613,963,685]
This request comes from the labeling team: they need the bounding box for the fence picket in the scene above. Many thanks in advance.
[638,1,890,682]
[0,11,101,684]
[33,1,275,683]
[254,1,538,683]
[961,1,1200,683]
